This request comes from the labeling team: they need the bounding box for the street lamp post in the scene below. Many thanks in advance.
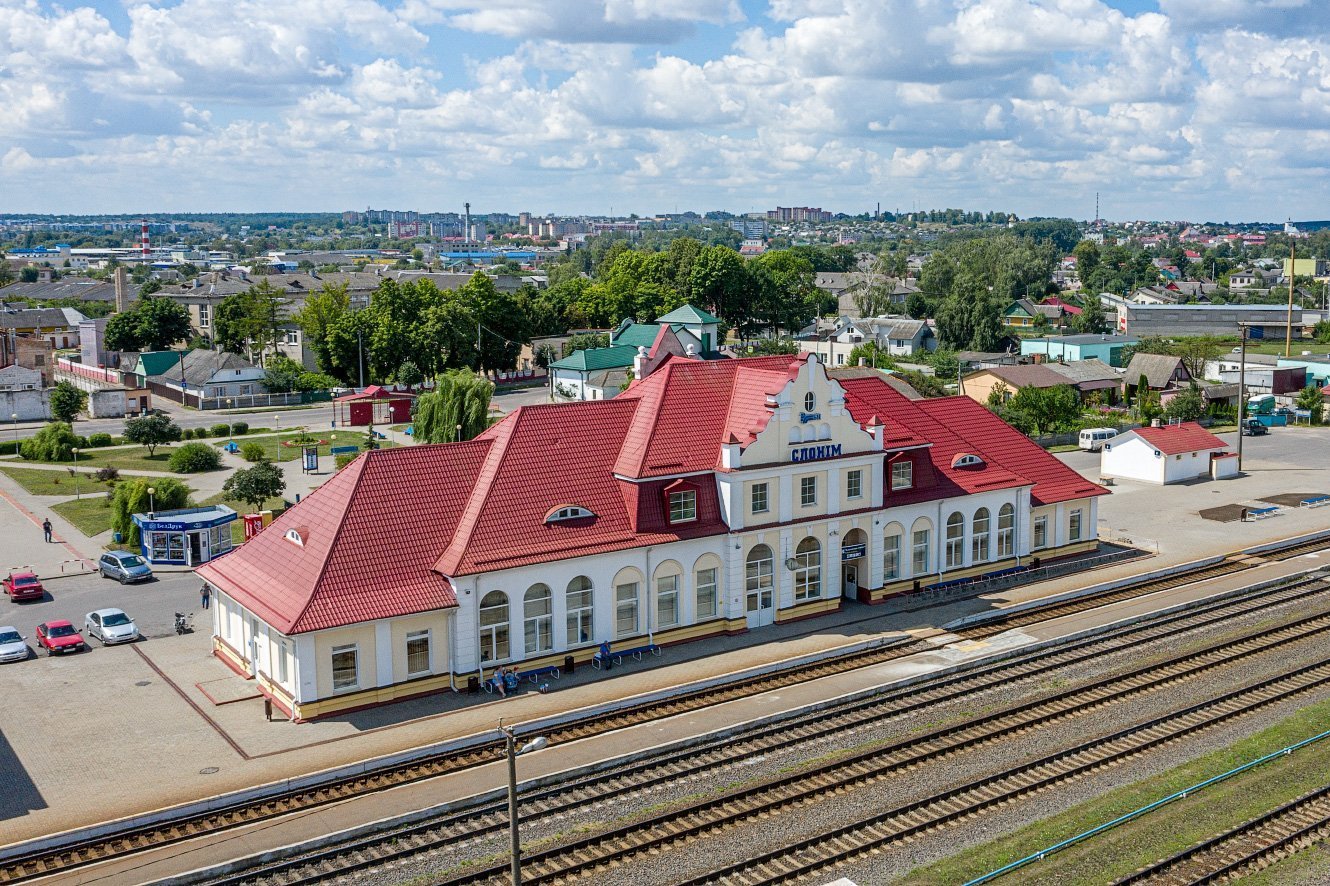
[499,722,548,886]
[147,486,156,518]
[10,412,17,452]
[1237,324,1249,471]
[72,448,80,499]
[225,398,233,444]
[456,423,462,443]
[275,415,282,464]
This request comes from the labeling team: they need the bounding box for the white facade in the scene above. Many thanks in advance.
[1100,432,1223,485]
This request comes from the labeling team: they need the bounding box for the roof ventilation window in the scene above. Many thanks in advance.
[951,453,984,469]
[546,505,595,523]
[285,527,307,547]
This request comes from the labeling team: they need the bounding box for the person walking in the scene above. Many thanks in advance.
[42,518,52,543]
[200,583,211,610]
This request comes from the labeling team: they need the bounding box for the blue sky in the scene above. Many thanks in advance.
[3,0,1330,220]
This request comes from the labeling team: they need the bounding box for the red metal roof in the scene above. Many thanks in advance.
[1130,422,1228,456]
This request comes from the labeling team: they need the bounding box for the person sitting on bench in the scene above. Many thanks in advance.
[491,667,510,696]
[502,668,519,693]
[598,640,612,671]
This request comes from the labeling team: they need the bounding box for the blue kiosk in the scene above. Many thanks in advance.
[132,505,238,566]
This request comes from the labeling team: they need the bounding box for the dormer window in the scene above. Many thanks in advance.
[668,489,697,523]
[545,505,595,523]
[952,453,984,468]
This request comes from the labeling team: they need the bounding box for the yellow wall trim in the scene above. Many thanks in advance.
[776,596,841,622]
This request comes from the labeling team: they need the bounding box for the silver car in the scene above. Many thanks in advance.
[84,608,140,645]
[0,626,28,663]
[98,551,153,584]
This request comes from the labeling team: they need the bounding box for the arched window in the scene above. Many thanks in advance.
[479,591,509,663]
[794,537,822,600]
[997,504,1015,558]
[911,518,932,575]
[694,556,720,620]
[523,584,553,655]
[565,576,593,646]
[883,523,904,580]
[945,512,965,569]
[804,391,816,412]
[972,508,991,563]
[746,544,774,613]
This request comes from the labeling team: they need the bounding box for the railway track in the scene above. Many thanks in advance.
[677,659,1330,886]
[1116,784,1330,885]
[191,575,1330,886]
[2,539,1325,885]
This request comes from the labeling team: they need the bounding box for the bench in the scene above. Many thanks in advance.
[1300,496,1330,509]
[1246,506,1280,521]
[593,644,661,669]
[518,665,560,684]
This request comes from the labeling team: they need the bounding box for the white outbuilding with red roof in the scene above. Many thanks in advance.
[199,352,1107,721]
[1099,421,1230,485]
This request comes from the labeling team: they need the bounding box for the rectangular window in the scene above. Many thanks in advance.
[891,461,913,490]
[615,583,639,638]
[406,630,430,676]
[1069,509,1083,542]
[751,482,769,514]
[1033,516,1049,550]
[912,529,930,575]
[695,567,718,619]
[566,586,593,646]
[846,469,863,500]
[800,476,817,507]
[668,489,697,523]
[198,304,210,328]
[656,574,679,628]
[884,534,901,580]
[285,330,299,345]
[277,640,289,683]
[331,645,358,691]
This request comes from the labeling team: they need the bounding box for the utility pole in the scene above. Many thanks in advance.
[356,328,364,389]
[1286,238,1296,358]
[1237,323,1249,471]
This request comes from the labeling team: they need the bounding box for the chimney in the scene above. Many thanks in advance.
[867,414,886,449]
[685,343,697,359]
[113,266,128,313]
[1151,418,1162,428]
[633,345,649,379]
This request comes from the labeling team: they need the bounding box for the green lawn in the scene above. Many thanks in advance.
[51,496,115,538]
[896,695,1330,886]
[0,466,118,496]
[71,447,191,473]
[215,430,393,461]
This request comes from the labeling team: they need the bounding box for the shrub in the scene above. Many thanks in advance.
[195,427,210,439]
[211,423,231,437]
[86,432,114,448]
[111,478,190,547]
[231,422,249,435]
[94,466,120,482]
[335,453,358,470]
[240,442,267,463]
[19,422,80,462]
[168,441,223,473]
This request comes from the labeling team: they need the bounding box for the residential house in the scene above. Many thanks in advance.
[1042,359,1123,403]
[1005,299,1064,328]
[1123,353,1192,394]
[138,349,268,405]
[0,306,87,349]
[797,315,934,366]
[548,345,638,401]
[962,364,1078,405]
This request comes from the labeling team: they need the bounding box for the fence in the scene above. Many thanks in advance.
[55,357,121,385]
[199,392,304,411]
[1030,423,1141,449]
[903,547,1144,607]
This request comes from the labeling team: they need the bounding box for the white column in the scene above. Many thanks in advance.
[375,621,393,687]
[778,473,794,522]
[294,634,317,703]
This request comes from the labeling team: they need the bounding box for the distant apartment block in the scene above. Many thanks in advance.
[766,206,833,223]
[729,218,768,239]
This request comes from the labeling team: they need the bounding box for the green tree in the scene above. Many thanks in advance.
[1071,300,1109,334]
[292,283,349,375]
[262,354,306,393]
[846,341,897,369]
[213,279,286,363]
[103,296,193,351]
[904,292,931,320]
[1007,384,1081,435]
[1073,240,1101,278]
[689,246,753,328]
[1295,384,1324,424]
[48,381,87,423]
[745,338,800,356]
[122,414,182,456]
[1163,384,1205,422]
[749,250,818,335]
[929,349,960,383]
[111,478,191,547]
[412,370,494,443]
[222,461,286,511]
[561,333,610,358]
[19,422,81,461]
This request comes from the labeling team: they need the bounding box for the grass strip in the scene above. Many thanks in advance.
[51,496,114,537]
[896,694,1330,886]
[0,465,117,496]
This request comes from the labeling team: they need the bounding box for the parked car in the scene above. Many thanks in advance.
[1274,407,1295,418]
[84,609,140,645]
[3,571,45,602]
[97,551,154,584]
[0,626,29,663]
[1241,419,1269,436]
[34,620,85,655]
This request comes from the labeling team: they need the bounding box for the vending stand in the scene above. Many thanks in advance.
[132,505,238,566]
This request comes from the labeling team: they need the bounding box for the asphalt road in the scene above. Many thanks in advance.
[0,568,206,657]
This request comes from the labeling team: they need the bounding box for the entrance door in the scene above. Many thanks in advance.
[745,584,775,629]
[188,532,203,566]
[843,564,858,599]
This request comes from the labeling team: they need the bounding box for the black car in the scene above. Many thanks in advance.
[1241,419,1269,436]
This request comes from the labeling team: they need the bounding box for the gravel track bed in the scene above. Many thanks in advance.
[345,593,1330,886]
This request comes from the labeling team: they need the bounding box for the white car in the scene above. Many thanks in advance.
[84,608,140,645]
[0,626,28,662]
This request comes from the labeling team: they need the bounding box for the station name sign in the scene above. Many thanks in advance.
[791,443,842,463]
[799,411,822,423]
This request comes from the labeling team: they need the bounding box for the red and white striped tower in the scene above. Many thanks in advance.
[140,219,150,259]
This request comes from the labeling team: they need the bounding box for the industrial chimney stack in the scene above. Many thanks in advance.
[113,266,129,313]
[464,202,471,243]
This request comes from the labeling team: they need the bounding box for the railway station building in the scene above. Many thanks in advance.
[197,352,1106,721]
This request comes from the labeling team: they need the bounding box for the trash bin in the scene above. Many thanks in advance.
[467,675,479,694]
[564,654,575,675]
[113,531,123,543]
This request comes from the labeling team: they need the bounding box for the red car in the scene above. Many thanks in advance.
[3,572,45,602]
[34,621,85,656]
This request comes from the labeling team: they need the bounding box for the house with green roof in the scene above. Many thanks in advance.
[548,345,638,401]
[609,303,721,355]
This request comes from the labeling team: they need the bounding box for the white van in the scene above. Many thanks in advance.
[1079,428,1118,451]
